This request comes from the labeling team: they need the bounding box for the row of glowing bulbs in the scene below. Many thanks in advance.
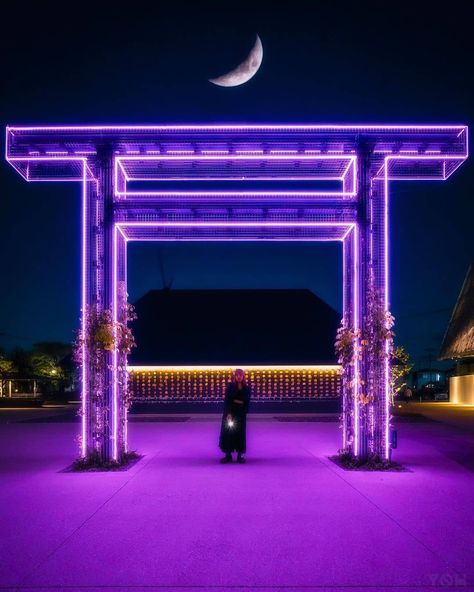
[130,368,341,398]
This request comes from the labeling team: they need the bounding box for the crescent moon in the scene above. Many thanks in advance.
[209,35,263,87]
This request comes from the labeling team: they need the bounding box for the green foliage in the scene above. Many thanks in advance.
[0,347,15,376]
[30,352,64,378]
[8,342,72,379]
[391,345,413,401]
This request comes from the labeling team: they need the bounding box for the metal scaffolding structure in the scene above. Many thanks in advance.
[6,124,468,462]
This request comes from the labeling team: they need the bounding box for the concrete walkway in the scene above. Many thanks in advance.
[1,409,473,591]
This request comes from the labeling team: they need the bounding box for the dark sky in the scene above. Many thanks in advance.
[1,1,473,368]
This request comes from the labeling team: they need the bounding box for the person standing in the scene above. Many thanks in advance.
[219,368,250,464]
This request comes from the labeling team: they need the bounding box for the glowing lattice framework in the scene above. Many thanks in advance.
[5,124,468,462]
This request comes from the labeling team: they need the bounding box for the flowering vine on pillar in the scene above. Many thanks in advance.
[361,283,394,457]
[335,315,359,453]
[335,282,395,460]
[73,302,136,460]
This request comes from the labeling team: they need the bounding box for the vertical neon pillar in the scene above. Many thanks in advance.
[81,146,121,462]
[80,161,88,457]
[342,223,360,455]
[356,144,391,459]
[98,146,117,461]
[113,225,128,457]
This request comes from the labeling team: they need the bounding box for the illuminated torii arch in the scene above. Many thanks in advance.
[6,124,468,462]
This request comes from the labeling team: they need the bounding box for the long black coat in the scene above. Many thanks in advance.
[219,382,250,453]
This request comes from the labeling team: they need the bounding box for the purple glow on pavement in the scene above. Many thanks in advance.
[2,413,474,588]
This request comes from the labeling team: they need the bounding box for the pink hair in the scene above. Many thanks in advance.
[232,368,247,386]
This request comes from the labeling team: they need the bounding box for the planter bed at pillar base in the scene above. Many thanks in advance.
[329,452,406,472]
[68,450,142,472]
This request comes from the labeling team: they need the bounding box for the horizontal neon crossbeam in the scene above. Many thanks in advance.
[114,154,357,198]
[128,365,341,371]
[7,124,468,131]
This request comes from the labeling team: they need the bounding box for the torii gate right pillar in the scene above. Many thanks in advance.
[343,145,391,459]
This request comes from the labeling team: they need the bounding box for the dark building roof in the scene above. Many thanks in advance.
[439,265,474,360]
[130,289,340,365]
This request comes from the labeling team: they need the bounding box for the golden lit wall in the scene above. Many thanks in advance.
[129,366,341,401]
[450,374,474,405]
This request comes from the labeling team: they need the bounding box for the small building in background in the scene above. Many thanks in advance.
[128,288,341,405]
[439,265,474,404]
[410,368,448,401]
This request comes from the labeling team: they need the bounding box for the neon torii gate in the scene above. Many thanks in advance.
[6,124,468,463]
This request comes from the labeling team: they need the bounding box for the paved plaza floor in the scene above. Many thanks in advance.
[1,406,474,591]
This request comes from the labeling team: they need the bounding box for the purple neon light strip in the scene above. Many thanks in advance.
[342,237,347,451]
[12,152,467,188]
[116,154,357,160]
[7,156,95,182]
[81,163,87,457]
[7,124,468,132]
[383,167,390,458]
[116,226,128,241]
[114,160,357,198]
[8,156,90,162]
[118,221,354,227]
[114,154,357,198]
[341,226,354,241]
[116,222,355,244]
[115,191,356,197]
[123,235,128,453]
[112,226,118,460]
[353,225,360,456]
[124,237,346,243]
[117,160,130,181]
[374,155,468,180]
[114,155,357,197]
[122,177,350,182]
[126,238,346,243]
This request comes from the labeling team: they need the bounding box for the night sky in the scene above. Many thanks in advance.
[1,1,473,368]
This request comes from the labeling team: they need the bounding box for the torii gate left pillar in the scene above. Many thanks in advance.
[82,147,129,461]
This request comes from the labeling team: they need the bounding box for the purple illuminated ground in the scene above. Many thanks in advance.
[1,406,474,591]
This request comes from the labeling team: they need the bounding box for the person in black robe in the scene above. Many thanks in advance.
[219,368,250,464]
